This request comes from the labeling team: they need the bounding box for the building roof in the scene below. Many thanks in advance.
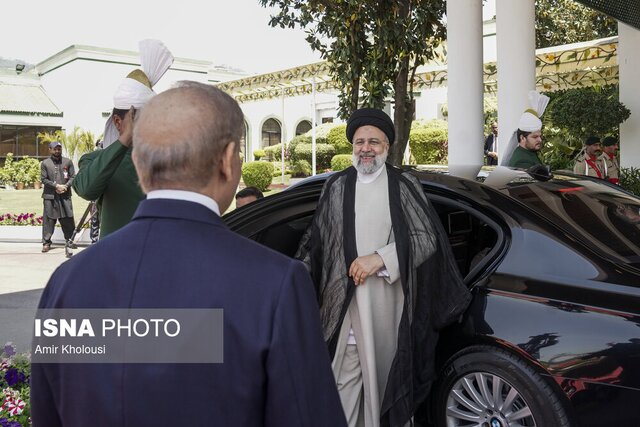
[0,81,62,116]
[218,36,619,102]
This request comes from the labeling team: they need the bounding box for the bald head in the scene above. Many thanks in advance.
[133,82,243,193]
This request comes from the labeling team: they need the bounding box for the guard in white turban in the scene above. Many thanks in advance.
[73,40,174,238]
[502,90,550,169]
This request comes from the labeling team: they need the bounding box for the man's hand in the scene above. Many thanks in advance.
[119,106,136,147]
[55,184,67,194]
[349,253,385,286]
[488,152,498,159]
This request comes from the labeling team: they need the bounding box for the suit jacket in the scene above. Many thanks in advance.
[483,134,498,165]
[31,198,347,427]
[41,157,74,201]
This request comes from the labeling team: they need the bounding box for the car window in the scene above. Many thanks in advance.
[250,194,500,283]
[502,180,640,267]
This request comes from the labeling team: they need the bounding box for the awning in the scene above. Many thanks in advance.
[0,82,62,116]
[576,0,640,30]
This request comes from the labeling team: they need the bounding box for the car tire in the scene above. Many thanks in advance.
[434,345,571,427]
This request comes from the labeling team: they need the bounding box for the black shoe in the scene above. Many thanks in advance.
[42,244,51,253]
[66,240,78,249]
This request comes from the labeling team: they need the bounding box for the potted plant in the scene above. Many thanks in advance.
[1,153,17,189]
[20,157,41,189]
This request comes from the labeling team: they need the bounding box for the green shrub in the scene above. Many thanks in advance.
[291,160,312,177]
[548,86,630,139]
[409,120,448,164]
[253,149,266,161]
[288,134,311,149]
[327,125,352,154]
[290,143,335,171]
[331,154,352,171]
[0,152,16,184]
[14,156,41,186]
[242,161,274,192]
[620,167,640,197]
[264,144,291,162]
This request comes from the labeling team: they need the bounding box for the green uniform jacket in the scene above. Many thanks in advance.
[73,141,145,238]
[508,146,542,169]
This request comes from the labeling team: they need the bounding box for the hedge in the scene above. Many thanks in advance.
[290,143,335,171]
[241,161,274,191]
[409,120,448,165]
[264,144,287,161]
[326,125,352,154]
[331,154,352,171]
[291,160,312,177]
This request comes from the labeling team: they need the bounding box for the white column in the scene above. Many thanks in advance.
[618,22,640,169]
[496,0,536,164]
[311,77,317,176]
[447,0,484,179]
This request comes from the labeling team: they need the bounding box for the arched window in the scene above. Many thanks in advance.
[261,118,281,147]
[295,120,312,136]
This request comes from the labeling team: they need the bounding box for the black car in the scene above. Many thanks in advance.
[224,168,640,427]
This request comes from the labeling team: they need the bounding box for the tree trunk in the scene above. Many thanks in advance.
[389,56,414,166]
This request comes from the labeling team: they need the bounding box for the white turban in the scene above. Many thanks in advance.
[500,91,550,166]
[102,39,174,148]
[517,91,550,132]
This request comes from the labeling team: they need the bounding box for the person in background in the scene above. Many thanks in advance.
[73,40,174,238]
[573,136,605,179]
[504,91,550,170]
[235,186,264,208]
[484,121,498,165]
[600,136,620,185]
[40,141,75,253]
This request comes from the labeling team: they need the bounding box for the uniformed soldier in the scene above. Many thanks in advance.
[600,136,620,185]
[573,136,605,179]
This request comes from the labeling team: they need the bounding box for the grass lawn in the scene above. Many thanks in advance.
[0,183,287,218]
[0,189,91,217]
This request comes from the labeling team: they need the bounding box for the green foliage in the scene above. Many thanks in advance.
[290,143,335,171]
[241,161,274,192]
[291,160,312,178]
[288,134,311,159]
[409,120,448,165]
[547,87,630,140]
[260,0,447,165]
[0,153,16,184]
[326,125,352,154]
[264,144,290,162]
[13,157,41,185]
[539,126,581,171]
[253,149,266,161]
[535,0,617,49]
[38,127,95,162]
[331,154,353,171]
[620,168,640,197]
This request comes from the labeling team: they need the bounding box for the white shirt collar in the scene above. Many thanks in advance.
[146,189,220,216]
[357,163,386,184]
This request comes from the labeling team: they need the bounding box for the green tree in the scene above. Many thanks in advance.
[535,0,617,49]
[259,0,446,165]
[38,127,96,163]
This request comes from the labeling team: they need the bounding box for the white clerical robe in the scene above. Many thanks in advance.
[332,166,403,427]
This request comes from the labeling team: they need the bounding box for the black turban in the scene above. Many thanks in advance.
[585,136,601,146]
[346,108,395,144]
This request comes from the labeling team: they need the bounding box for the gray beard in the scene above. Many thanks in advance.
[352,151,388,174]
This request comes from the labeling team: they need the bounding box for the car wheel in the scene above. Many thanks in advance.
[434,346,571,427]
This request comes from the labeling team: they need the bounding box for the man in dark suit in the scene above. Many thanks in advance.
[31,82,347,427]
[40,141,75,252]
[483,121,498,166]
